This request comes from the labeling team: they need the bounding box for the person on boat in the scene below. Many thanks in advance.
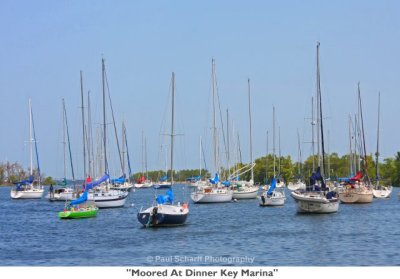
[49,184,54,199]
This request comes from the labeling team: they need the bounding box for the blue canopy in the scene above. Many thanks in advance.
[221,181,231,186]
[69,191,88,206]
[14,175,34,186]
[111,175,126,184]
[267,178,277,195]
[159,175,168,182]
[156,189,174,204]
[85,173,109,191]
[309,167,326,189]
[209,173,219,184]
[186,175,201,182]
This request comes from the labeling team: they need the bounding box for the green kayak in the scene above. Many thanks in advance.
[58,207,98,219]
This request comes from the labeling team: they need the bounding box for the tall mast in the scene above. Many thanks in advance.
[170,72,175,185]
[212,59,218,175]
[266,130,269,182]
[316,45,321,171]
[29,98,33,176]
[358,82,369,182]
[297,129,301,176]
[348,115,354,176]
[278,126,282,176]
[226,109,230,178]
[80,71,87,179]
[102,58,108,173]
[273,106,276,177]
[199,136,202,178]
[311,97,315,171]
[63,99,75,181]
[375,92,381,185]
[121,121,126,177]
[62,100,67,180]
[317,42,326,180]
[248,78,254,182]
[87,90,93,178]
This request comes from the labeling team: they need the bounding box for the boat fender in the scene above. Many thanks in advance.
[261,195,266,204]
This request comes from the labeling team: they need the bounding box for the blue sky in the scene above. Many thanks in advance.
[1,1,399,179]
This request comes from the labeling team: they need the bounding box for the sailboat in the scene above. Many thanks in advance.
[10,99,44,199]
[232,79,259,199]
[372,93,392,198]
[259,106,286,206]
[190,59,233,203]
[338,83,374,204]
[86,58,129,208]
[47,99,76,201]
[291,42,339,213]
[58,178,98,219]
[137,72,189,227]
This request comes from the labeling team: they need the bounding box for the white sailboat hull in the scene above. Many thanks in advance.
[191,189,233,203]
[372,187,392,199]
[338,187,374,203]
[232,186,259,199]
[259,190,286,206]
[291,191,339,213]
[46,187,75,201]
[11,187,44,199]
[288,181,306,191]
[88,190,128,208]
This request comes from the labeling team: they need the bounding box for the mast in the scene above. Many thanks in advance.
[348,115,354,176]
[29,98,33,177]
[63,99,75,181]
[80,71,87,179]
[102,58,108,174]
[358,82,369,183]
[105,68,124,175]
[273,106,276,178]
[123,123,132,183]
[278,126,281,176]
[248,78,254,182]
[297,129,301,177]
[311,97,316,171]
[199,136,202,178]
[317,42,327,181]
[266,130,269,183]
[170,72,175,185]
[212,59,218,175]
[121,121,126,177]
[87,90,94,178]
[316,44,321,172]
[375,92,381,185]
[62,100,67,181]
[226,109,230,179]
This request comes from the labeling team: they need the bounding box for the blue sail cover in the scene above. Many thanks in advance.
[186,176,201,182]
[159,175,168,182]
[69,191,88,206]
[222,181,231,186]
[156,189,174,204]
[267,178,277,195]
[85,173,109,191]
[209,173,219,184]
[309,166,325,190]
[14,175,34,186]
[111,176,126,184]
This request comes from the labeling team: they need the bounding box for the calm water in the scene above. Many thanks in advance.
[1,185,400,266]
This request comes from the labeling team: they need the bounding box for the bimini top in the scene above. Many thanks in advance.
[156,189,174,205]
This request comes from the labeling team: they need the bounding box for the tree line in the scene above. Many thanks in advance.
[2,152,400,186]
